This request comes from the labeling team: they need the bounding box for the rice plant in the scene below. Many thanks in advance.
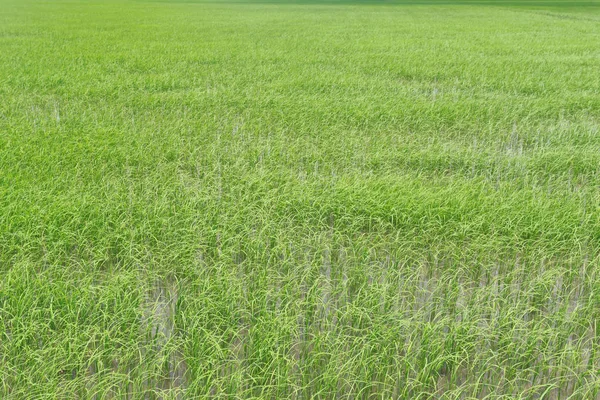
[1,0,599,398]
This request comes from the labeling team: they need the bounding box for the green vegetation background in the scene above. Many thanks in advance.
[1,0,599,398]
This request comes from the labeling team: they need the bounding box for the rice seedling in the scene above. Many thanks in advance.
[1,0,599,398]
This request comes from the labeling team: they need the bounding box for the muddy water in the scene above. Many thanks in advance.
[141,278,187,399]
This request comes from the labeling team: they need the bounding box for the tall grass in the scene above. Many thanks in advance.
[1,0,599,398]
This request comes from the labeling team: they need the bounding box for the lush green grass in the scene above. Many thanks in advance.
[1,0,600,398]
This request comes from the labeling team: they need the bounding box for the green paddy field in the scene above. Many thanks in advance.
[1,0,599,398]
